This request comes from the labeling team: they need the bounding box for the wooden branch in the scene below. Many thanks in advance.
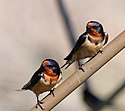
[30,30,125,111]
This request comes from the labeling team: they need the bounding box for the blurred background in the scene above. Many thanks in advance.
[0,0,125,111]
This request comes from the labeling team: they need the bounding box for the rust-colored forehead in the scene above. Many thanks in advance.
[42,60,49,65]
[87,22,95,27]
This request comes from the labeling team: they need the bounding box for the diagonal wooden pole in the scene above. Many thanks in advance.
[31,30,125,111]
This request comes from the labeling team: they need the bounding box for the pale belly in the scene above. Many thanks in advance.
[72,41,103,61]
[31,78,57,95]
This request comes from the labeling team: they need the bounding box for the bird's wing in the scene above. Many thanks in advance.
[104,32,108,45]
[64,33,86,60]
[22,69,44,90]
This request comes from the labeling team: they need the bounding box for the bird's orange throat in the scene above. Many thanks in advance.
[88,30,102,41]
[89,29,100,37]
[43,68,59,83]
[44,74,58,83]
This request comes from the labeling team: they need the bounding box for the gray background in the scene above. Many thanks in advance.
[0,0,125,111]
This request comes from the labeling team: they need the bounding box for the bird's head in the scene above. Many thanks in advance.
[86,21,105,36]
[41,59,61,76]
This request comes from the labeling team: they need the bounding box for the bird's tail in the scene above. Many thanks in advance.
[15,84,29,91]
[61,60,74,69]
[15,89,23,91]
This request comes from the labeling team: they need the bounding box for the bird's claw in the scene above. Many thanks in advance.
[36,102,44,110]
[36,100,44,110]
[79,67,85,72]
[79,64,84,72]
[99,49,103,54]
[49,88,55,97]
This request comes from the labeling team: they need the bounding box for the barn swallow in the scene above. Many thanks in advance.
[21,59,62,110]
[61,21,108,71]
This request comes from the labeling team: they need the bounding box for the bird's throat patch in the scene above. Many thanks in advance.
[44,73,58,84]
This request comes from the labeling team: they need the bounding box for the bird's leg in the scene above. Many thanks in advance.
[61,60,73,69]
[99,49,103,54]
[61,61,68,69]
[50,78,52,84]
[35,95,44,110]
[78,60,84,72]
[49,88,55,97]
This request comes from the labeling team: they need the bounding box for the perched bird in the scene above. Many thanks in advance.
[61,21,108,71]
[21,59,62,109]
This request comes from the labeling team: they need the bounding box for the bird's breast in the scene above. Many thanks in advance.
[31,74,61,95]
[72,39,104,60]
